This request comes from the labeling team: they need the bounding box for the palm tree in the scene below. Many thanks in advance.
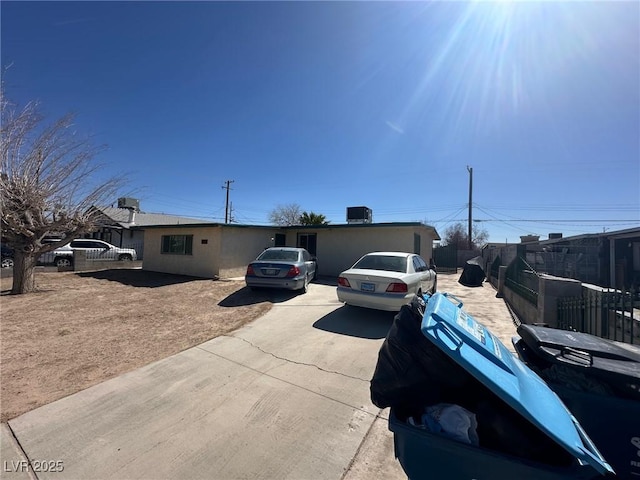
[299,211,329,226]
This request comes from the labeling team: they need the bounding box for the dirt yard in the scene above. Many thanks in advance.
[0,268,272,422]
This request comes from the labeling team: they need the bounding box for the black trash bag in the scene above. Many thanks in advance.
[370,296,478,417]
[458,256,485,287]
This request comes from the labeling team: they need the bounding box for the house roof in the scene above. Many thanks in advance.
[93,207,211,229]
[605,226,640,240]
[141,221,441,239]
[290,222,441,240]
[539,226,640,245]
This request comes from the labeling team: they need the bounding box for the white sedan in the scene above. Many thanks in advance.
[336,251,437,312]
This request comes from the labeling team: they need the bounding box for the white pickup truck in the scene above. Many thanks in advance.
[39,239,137,267]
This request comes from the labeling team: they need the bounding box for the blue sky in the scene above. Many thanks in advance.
[2,1,639,243]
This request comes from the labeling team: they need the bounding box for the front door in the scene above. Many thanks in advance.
[297,233,317,256]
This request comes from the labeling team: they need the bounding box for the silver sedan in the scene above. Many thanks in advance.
[245,247,317,294]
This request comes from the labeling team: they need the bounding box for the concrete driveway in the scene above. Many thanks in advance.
[2,273,518,480]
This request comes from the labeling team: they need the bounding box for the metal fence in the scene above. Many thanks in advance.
[557,287,640,345]
[505,256,539,307]
[433,244,458,273]
[524,244,602,285]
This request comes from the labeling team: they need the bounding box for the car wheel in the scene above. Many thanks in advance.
[300,276,309,294]
[430,279,437,294]
[118,254,133,261]
[55,257,73,268]
[1,258,13,268]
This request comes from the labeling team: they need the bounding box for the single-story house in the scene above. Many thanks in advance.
[142,222,441,279]
[85,205,210,259]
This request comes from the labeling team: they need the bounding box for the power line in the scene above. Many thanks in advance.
[473,206,533,235]
[477,205,639,212]
[438,218,639,225]
[473,219,639,223]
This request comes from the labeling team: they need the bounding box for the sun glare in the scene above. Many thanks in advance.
[399,1,627,140]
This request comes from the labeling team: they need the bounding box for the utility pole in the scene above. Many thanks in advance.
[222,180,234,224]
[467,166,473,250]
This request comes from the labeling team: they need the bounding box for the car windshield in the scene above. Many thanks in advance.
[258,250,299,262]
[353,255,407,273]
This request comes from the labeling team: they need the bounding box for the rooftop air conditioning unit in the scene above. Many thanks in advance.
[520,235,540,244]
[117,197,140,211]
[346,206,372,224]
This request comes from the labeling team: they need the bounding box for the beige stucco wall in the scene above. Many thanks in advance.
[285,225,436,277]
[218,227,283,278]
[143,224,438,279]
[143,227,222,278]
[143,226,283,279]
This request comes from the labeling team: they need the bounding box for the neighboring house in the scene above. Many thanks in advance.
[483,227,640,290]
[85,205,210,259]
[142,222,441,279]
[606,227,640,289]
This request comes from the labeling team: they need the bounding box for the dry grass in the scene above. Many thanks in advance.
[0,268,272,422]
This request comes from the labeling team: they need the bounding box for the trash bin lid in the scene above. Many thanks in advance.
[421,292,614,476]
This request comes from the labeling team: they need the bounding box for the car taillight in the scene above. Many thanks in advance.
[246,265,255,275]
[338,277,351,288]
[386,282,408,293]
[286,266,300,277]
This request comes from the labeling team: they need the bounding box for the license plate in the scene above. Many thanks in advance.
[263,268,278,276]
[361,282,375,292]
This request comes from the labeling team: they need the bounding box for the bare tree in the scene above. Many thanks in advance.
[472,224,489,248]
[268,203,302,226]
[443,223,467,248]
[442,222,489,250]
[1,91,124,294]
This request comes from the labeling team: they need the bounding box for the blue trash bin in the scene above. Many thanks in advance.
[513,324,640,480]
[378,293,614,480]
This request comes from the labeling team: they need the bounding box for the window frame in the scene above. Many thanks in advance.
[161,234,194,255]
[413,255,428,272]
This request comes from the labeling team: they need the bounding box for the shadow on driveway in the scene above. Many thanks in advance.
[312,276,338,287]
[75,269,207,288]
[313,305,395,339]
[219,286,308,307]
[218,286,273,307]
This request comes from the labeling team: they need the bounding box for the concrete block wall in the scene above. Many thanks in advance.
[502,285,538,325]
[538,274,582,327]
[493,265,583,327]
